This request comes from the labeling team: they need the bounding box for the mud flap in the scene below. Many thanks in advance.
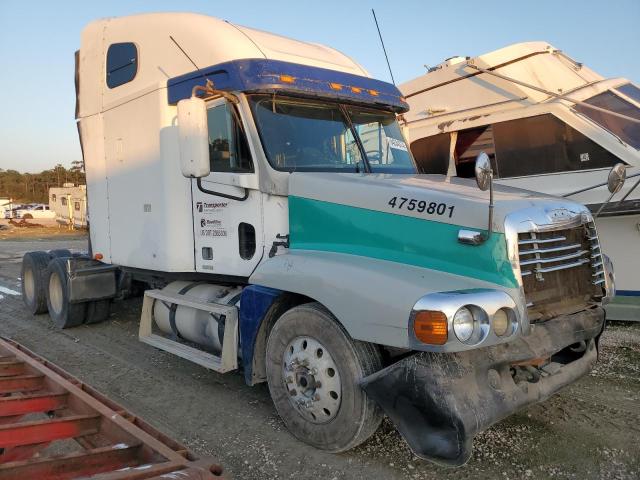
[360,307,605,466]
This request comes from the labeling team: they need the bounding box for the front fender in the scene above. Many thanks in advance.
[249,250,517,348]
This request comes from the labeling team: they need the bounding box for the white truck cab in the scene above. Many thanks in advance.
[21,13,618,466]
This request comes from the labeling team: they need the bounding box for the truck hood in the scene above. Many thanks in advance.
[287,173,591,288]
[288,173,590,233]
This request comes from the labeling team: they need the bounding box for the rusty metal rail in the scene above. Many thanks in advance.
[0,337,224,479]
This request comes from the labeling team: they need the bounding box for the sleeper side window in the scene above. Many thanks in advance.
[206,103,254,173]
[106,43,138,89]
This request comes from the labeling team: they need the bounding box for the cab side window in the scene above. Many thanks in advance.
[207,104,254,173]
[106,43,138,89]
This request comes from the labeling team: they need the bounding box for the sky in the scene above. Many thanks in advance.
[0,0,638,173]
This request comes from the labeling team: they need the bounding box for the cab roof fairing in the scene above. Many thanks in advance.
[167,58,409,113]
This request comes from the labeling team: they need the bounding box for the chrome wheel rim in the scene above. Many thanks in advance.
[282,336,342,424]
[49,273,64,315]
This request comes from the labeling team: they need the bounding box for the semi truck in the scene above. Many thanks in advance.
[21,13,621,466]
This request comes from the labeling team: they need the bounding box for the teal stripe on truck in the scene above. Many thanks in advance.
[288,196,518,288]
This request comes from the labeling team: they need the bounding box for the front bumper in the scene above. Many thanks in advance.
[360,306,605,466]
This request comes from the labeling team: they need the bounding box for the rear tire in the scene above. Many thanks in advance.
[266,302,383,452]
[21,251,51,314]
[45,257,86,328]
[85,300,111,324]
[49,249,72,258]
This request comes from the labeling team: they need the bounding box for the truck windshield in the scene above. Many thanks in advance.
[574,90,640,150]
[248,95,416,173]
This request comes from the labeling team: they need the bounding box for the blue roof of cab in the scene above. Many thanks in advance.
[167,58,408,113]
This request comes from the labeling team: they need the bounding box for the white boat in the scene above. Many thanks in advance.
[400,42,640,320]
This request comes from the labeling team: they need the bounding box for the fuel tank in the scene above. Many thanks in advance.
[153,281,242,353]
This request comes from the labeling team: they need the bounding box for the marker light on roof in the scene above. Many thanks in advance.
[368,89,379,96]
[329,83,343,91]
[351,86,362,94]
[279,74,295,84]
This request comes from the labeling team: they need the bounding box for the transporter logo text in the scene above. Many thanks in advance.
[196,201,228,213]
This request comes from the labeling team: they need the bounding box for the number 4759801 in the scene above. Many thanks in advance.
[388,196,455,218]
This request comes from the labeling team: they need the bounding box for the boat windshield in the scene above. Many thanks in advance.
[248,95,416,173]
[616,83,640,104]
[574,89,640,150]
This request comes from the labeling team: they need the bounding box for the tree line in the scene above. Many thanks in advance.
[0,161,85,204]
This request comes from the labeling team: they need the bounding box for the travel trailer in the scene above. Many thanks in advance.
[400,42,640,320]
[0,198,11,217]
[21,17,620,466]
[50,184,88,228]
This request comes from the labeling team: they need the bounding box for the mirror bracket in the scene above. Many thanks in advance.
[472,152,494,244]
[192,79,239,104]
[595,163,627,218]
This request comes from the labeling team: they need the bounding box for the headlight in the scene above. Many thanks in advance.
[453,307,475,342]
[493,308,511,337]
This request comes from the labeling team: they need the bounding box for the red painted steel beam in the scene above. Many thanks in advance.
[0,444,142,480]
[0,414,100,448]
[0,392,67,417]
[0,442,49,463]
[0,338,224,478]
[0,374,44,394]
[0,361,25,377]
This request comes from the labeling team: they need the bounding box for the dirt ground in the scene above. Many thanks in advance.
[0,218,86,241]
[0,235,638,479]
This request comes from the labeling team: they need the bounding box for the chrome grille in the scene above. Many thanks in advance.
[518,222,604,321]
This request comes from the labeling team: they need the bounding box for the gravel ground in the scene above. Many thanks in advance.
[0,236,638,479]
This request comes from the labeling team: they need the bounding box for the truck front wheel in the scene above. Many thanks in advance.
[265,302,383,452]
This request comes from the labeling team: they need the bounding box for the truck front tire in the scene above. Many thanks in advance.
[45,257,86,328]
[265,302,383,452]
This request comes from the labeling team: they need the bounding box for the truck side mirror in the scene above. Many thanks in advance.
[458,152,495,245]
[594,163,627,218]
[476,152,494,242]
[474,152,492,192]
[177,97,210,178]
[607,163,626,194]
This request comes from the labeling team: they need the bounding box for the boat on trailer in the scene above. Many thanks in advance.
[400,42,640,321]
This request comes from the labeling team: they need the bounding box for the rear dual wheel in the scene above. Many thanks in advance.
[46,257,86,328]
[22,251,51,314]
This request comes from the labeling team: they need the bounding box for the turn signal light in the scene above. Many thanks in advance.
[279,74,295,84]
[94,253,103,260]
[413,311,448,345]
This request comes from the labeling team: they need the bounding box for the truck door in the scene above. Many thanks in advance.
[191,98,264,277]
